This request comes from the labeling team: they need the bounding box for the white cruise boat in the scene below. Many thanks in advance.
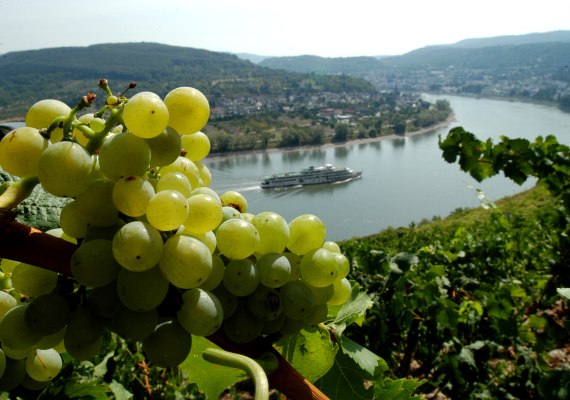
[260,164,362,189]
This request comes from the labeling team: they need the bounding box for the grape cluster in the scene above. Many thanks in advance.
[0,81,353,389]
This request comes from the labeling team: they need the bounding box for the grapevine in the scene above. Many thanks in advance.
[0,80,386,399]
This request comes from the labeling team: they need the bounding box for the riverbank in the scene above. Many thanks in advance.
[206,115,456,161]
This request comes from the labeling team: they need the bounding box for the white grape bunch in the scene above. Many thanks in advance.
[0,79,354,390]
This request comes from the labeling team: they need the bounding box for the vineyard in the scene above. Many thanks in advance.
[0,80,569,400]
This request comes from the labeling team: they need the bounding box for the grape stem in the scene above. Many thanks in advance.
[202,348,269,400]
[0,176,39,209]
[0,224,330,400]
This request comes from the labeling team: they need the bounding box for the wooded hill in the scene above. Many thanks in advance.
[0,42,376,120]
[259,31,570,106]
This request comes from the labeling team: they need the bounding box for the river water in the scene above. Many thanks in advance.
[203,95,570,241]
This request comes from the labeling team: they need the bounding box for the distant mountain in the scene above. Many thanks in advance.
[260,55,383,74]
[448,30,570,49]
[0,42,376,119]
[233,53,271,63]
[259,30,570,74]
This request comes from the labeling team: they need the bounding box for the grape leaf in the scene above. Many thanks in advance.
[0,166,69,231]
[109,381,133,400]
[557,288,570,300]
[64,382,110,400]
[374,377,425,400]
[15,185,70,231]
[277,326,338,382]
[327,283,374,337]
[314,350,374,400]
[179,336,245,399]
[340,336,387,377]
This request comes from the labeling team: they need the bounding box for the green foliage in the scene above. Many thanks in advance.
[340,127,570,398]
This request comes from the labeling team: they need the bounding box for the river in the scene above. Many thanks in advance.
[203,95,570,241]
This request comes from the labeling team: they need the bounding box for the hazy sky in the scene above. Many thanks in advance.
[1,0,569,57]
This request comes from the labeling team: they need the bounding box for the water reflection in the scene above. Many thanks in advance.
[334,146,349,158]
[391,137,406,149]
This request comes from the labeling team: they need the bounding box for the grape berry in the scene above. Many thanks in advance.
[0,81,353,390]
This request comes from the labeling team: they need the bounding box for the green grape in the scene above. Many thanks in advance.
[261,313,286,336]
[160,156,200,188]
[279,315,306,336]
[164,86,210,135]
[0,304,42,350]
[283,252,302,281]
[194,160,212,186]
[220,205,242,223]
[306,283,334,305]
[322,241,341,253]
[1,344,34,360]
[0,349,5,378]
[184,193,223,234]
[112,221,163,272]
[74,179,120,227]
[109,306,158,341]
[241,212,254,222]
[72,113,95,146]
[156,171,192,197]
[0,290,17,319]
[98,131,151,181]
[334,253,351,279]
[215,219,259,260]
[86,282,121,318]
[181,131,210,161]
[300,247,338,287]
[63,307,105,357]
[11,262,58,297]
[89,117,107,132]
[223,306,263,344]
[252,211,290,254]
[212,285,239,320]
[256,253,291,288]
[146,127,182,167]
[0,127,49,177]
[21,374,50,391]
[143,318,192,368]
[190,186,221,202]
[246,285,282,321]
[123,91,169,139]
[36,326,66,350]
[25,349,62,382]
[83,220,125,242]
[159,235,212,289]
[220,190,248,213]
[287,214,327,255]
[46,227,77,244]
[62,310,105,360]
[116,266,169,312]
[0,358,26,391]
[112,175,155,217]
[24,292,70,335]
[59,201,88,239]
[64,335,103,361]
[71,239,122,287]
[0,258,18,274]
[25,99,71,143]
[327,278,352,306]
[280,280,314,320]
[304,303,329,325]
[146,189,189,231]
[37,141,95,197]
[179,229,217,253]
[222,259,259,297]
[198,253,224,291]
[177,288,223,336]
